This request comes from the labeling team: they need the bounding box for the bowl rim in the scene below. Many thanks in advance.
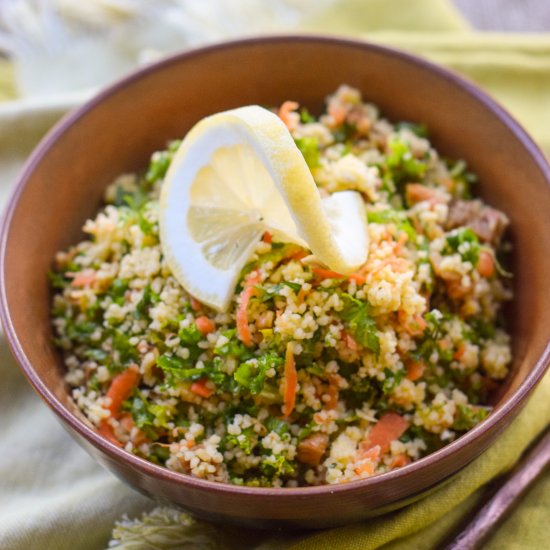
[2,33,550,499]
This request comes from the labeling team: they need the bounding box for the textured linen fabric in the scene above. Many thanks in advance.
[0,1,549,548]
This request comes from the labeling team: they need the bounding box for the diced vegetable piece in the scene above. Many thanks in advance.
[195,315,216,335]
[361,412,409,454]
[296,433,329,466]
[190,378,214,398]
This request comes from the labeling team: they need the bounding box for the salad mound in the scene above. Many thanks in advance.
[51,85,512,487]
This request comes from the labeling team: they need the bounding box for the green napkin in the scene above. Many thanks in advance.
[1,1,549,549]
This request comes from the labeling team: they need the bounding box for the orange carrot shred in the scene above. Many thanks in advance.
[236,271,261,347]
[311,267,345,279]
[477,250,495,278]
[278,100,299,129]
[453,343,467,361]
[190,297,202,311]
[406,360,425,381]
[390,453,411,469]
[98,421,123,447]
[324,374,340,410]
[195,315,216,335]
[262,231,273,244]
[283,342,298,418]
[312,266,366,285]
[190,378,214,398]
[105,364,140,417]
[348,273,367,285]
[406,361,425,381]
[71,269,96,287]
[341,329,358,352]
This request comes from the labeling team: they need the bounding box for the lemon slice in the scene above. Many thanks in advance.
[159,105,368,311]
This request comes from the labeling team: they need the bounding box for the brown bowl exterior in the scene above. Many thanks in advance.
[2,36,550,529]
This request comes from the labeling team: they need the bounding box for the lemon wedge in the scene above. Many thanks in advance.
[159,105,368,311]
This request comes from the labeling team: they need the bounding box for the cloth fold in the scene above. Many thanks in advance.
[1,1,549,549]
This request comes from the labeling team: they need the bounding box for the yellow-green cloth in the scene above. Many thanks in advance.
[1,1,549,549]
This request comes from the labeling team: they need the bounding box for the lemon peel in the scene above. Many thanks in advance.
[159,106,368,311]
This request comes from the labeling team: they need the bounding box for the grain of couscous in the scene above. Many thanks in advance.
[51,86,512,487]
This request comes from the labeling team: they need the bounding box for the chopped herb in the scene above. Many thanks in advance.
[339,293,380,354]
[367,209,417,241]
[145,140,181,186]
[256,281,302,302]
[234,352,283,395]
[381,367,406,394]
[48,270,69,290]
[385,136,427,189]
[445,228,480,265]
[299,107,315,123]
[109,278,129,306]
[135,283,160,318]
[453,404,490,431]
[294,136,320,169]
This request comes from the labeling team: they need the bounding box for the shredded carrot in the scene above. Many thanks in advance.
[104,364,140,417]
[357,444,381,463]
[71,269,96,287]
[311,267,345,279]
[328,101,347,126]
[438,339,451,351]
[190,297,202,312]
[98,421,123,447]
[283,342,298,418]
[195,315,216,335]
[236,271,261,347]
[361,412,410,454]
[453,343,467,361]
[354,461,375,476]
[477,250,495,278]
[405,183,437,205]
[406,360,425,381]
[296,286,308,305]
[98,364,140,447]
[393,232,408,256]
[390,453,411,468]
[398,311,427,336]
[262,231,273,244]
[341,329,358,352]
[348,273,367,285]
[278,100,299,130]
[288,249,308,261]
[312,266,366,286]
[119,413,148,446]
[368,257,409,276]
[190,378,214,398]
[324,375,340,410]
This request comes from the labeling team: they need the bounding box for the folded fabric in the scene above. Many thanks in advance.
[1,1,549,549]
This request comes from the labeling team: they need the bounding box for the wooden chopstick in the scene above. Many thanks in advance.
[444,426,550,550]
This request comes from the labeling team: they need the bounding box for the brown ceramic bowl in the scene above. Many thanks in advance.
[1,35,550,529]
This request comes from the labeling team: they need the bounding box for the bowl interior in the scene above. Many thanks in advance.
[2,36,550,527]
